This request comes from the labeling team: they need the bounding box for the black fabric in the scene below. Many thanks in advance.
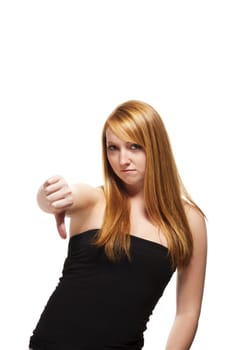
[29,229,174,350]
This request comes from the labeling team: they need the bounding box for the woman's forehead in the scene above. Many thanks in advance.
[105,127,126,143]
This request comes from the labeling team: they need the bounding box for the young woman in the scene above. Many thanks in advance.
[29,100,207,350]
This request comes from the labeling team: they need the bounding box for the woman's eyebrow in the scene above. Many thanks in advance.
[106,140,135,145]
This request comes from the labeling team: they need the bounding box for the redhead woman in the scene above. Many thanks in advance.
[29,100,207,350]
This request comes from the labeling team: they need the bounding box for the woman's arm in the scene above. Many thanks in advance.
[165,207,208,350]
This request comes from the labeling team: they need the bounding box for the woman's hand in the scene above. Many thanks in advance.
[37,175,74,239]
[42,175,73,211]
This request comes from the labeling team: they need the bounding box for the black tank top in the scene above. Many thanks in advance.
[29,229,174,350]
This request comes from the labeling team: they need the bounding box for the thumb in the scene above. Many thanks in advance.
[54,212,67,239]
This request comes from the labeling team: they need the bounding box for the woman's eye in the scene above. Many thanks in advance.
[130,143,142,150]
[107,145,117,151]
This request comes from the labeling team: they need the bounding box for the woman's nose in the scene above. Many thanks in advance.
[119,149,130,165]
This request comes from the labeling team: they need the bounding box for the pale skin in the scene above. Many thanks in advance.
[38,128,207,350]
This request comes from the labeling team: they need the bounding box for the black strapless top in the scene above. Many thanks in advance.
[29,229,174,350]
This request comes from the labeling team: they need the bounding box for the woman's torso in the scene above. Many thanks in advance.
[30,228,174,350]
[29,186,173,350]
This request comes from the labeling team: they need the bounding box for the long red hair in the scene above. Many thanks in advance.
[95,100,204,268]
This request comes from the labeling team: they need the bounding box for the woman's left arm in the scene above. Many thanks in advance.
[165,207,208,350]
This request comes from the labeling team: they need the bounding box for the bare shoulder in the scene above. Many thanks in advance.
[66,183,104,215]
[184,203,206,230]
[184,202,207,248]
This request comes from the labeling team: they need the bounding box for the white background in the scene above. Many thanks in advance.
[0,1,232,349]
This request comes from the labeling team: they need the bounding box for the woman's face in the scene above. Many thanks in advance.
[106,128,146,193]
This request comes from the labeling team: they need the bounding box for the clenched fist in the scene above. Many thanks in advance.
[37,175,74,239]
